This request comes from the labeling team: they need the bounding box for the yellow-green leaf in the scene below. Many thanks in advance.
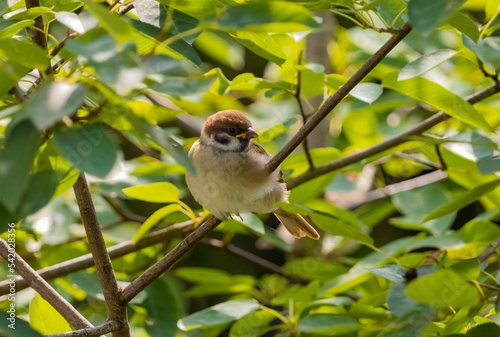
[122,182,180,203]
[29,294,72,334]
[132,203,182,243]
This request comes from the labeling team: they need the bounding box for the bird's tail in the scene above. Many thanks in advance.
[274,208,320,240]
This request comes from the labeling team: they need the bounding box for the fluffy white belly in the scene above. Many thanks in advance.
[185,141,288,219]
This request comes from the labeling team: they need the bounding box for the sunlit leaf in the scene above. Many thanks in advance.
[405,269,480,308]
[132,203,183,243]
[29,294,72,334]
[123,182,180,203]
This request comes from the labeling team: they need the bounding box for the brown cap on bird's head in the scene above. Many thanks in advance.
[202,110,257,139]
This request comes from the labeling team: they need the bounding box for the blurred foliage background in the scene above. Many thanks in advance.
[1,0,500,336]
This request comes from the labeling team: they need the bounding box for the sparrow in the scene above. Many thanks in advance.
[185,110,320,240]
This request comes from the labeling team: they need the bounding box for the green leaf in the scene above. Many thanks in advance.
[143,278,182,337]
[0,19,35,39]
[383,72,491,131]
[377,304,436,337]
[298,314,360,335]
[369,265,406,283]
[408,0,466,36]
[178,300,260,331]
[122,182,180,203]
[29,294,72,334]
[85,0,135,43]
[387,282,419,317]
[194,31,244,69]
[53,124,118,178]
[405,269,480,308]
[447,11,479,42]
[16,170,59,219]
[424,179,500,221]
[26,81,86,130]
[349,83,383,104]
[467,323,500,337]
[221,212,266,235]
[463,36,500,71]
[207,1,321,33]
[231,31,286,65]
[175,267,231,283]
[0,38,49,69]
[229,310,275,337]
[132,203,182,243]
[149,74,217,96]
[399,50,457,80]
[0,311,44,337]
[0,120,41,212]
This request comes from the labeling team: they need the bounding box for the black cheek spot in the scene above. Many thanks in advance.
[214,133,230,145]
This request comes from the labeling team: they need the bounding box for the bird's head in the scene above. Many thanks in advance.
[201,110,258,152]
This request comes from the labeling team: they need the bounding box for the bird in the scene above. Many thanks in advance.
[185,109,320,240]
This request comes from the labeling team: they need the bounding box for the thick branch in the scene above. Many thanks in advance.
[0,222,192,296]
[25,0,47,50]
[265,22,413,173]
[73,175,129,336]
[0,239,92,330]
[121,217,222,302]
[47,320,122,337]
[287,81,500,189]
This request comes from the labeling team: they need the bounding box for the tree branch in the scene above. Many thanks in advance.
[0,222,192,296]
[121,217,222,302]
[0,239,93,330]
[326,170,448,209]
[25,0,47,50]
[73,175,129,337]
[47,320,121,337]
[265,22,413,173]
[287,81,500,189]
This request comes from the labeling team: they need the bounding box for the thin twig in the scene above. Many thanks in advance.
[393,152,442,170]
[121,217,222,302]
[47,320,121,337]
[326,170,448,209]
[265,22,413,173]
[287,81,500,189]
[118,2,135,15]
[73,175,129,336]
[101,195,148,223]
[295,51,315,169]
[201,237,284,275]
[0,222,193,296]
[0,239,93,329]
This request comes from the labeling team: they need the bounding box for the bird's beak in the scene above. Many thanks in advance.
[236,128,258,139]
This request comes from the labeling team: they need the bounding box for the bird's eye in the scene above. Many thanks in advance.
[228,127,237,135]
